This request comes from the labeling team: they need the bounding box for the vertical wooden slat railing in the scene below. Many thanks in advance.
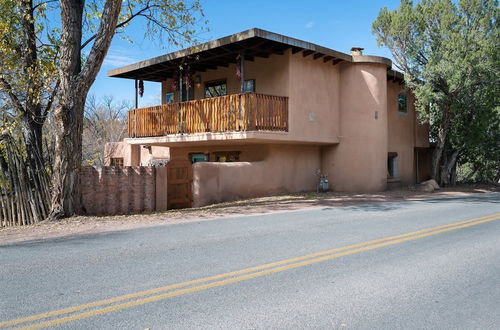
[128,93,288,138]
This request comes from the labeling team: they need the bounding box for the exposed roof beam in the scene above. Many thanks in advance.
[323,55,334,63]
[302,50,314,57]
[313,53,325,60]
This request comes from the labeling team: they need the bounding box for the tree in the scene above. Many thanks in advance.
[373,0,499,185]
[82,95,129,166]
[0,0,205,219]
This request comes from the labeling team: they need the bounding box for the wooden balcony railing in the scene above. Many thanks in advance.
[128,93,288,138]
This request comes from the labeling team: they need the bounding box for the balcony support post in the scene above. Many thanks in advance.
[134,79,138,109]
[239,52,245,130]
[178,67,183,133]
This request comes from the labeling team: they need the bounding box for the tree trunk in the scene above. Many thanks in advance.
[49,0,122,219]
[431,103,451,183]
[49,96,86,218]
[440,150,459,187]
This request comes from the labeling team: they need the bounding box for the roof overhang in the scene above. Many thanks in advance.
[108,28,391,82]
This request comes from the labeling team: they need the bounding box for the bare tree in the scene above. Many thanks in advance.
[82,95,129,166]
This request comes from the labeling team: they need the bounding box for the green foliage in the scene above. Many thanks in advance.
[373,0,499,183]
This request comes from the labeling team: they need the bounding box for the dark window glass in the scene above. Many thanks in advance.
[190,153,208,163]
[214,151,240,162]
[110,158,124,166]
[243,79,255,93]
[398,92,407,112]
[204,80,227,98]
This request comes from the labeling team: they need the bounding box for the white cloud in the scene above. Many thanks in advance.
[304,21,315,29]
[103,53,139,67]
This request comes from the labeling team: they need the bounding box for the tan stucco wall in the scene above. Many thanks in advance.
[387,81,416,184]
[104,142,140,166]
[139,146,170,166]
[161,52,289,102]
[322,62,389,192]
[104,142,169,166]
[288,52,340,143]
[192,144,320,207]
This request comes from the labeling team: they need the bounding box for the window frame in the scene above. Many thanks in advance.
[213,151,241,162]
[204,79,227,98]
[110,157,124,167]
[397,92,408,113]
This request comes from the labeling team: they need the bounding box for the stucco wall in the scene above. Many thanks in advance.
[139,146,170,166]
[161,52,290,102]
[288,52,340,143]
[104,142,140,166]
[192,144,320,207]
[387,81,416,184]
[322,62,389,192]
[104,142,169,166]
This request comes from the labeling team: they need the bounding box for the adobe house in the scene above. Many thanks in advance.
[105,28,431,208]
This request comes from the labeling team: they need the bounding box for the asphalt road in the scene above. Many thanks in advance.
[1,193,499,329]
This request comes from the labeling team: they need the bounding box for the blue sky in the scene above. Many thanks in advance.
[92,0,401,108]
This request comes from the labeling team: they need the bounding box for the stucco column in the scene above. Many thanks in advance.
[325,61,388,192]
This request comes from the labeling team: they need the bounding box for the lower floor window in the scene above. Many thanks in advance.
[190,153,209,163]
[214,151,240,162]
[110,157,124,166]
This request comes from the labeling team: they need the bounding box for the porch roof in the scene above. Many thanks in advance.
[107,28,391,82]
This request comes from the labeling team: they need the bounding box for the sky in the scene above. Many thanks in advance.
[91,0,402,108]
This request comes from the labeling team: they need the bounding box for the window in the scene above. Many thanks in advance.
[213,151,240,162]
[204,80,227,98]
[190,153,208,164]
[387,152,398,178]
[110,158,124,166]
[398,92,407,113]
[243,79,255,93]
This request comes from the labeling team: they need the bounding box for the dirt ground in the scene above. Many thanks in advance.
[1,184,498,245]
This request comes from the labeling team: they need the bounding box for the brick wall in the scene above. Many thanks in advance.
[81,166,156,215]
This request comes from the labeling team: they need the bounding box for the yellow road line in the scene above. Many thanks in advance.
[2,212,498,329]
[18,215,500,330]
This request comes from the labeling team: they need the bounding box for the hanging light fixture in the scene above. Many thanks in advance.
[195,75,202,88]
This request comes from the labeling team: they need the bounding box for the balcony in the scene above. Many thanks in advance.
[128,93,288,138]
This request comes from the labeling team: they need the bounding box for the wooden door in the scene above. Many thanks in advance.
[167,158,192,209]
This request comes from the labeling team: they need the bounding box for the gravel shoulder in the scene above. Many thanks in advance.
[1,184,497,245]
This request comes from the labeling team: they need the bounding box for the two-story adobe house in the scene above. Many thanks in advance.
[105,28,432,208]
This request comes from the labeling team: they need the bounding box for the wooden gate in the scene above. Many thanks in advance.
[167,158,192,209]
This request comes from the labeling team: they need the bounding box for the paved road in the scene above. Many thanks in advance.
[1,193,499,329]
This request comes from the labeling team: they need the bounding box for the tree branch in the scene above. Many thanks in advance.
[0,77,24,113]
[78,0,122,92]
[80,4,153,50]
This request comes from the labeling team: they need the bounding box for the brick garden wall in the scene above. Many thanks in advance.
[81,166,156,215]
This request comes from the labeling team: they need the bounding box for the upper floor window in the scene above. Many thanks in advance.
[204,80,227,98]
[398,92,408,113]
[243,79,255,93]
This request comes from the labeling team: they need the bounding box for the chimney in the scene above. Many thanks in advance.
[350,47,364,56]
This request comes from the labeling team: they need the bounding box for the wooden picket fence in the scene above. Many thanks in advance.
[0,135,51,227]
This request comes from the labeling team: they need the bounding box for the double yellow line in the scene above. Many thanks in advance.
[2,212,499,329]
